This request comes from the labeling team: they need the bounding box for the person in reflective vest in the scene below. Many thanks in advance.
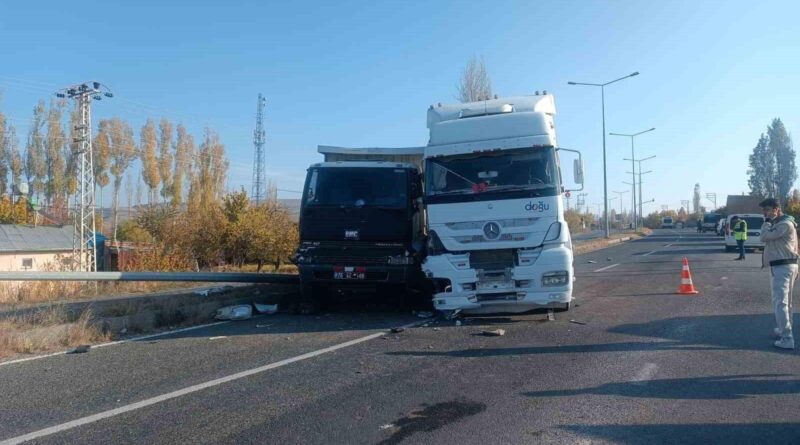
[732,216,748,260]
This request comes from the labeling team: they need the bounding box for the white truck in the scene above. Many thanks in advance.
[421,94,584,314]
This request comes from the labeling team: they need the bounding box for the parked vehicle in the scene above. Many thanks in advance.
[294,146,427,309]
[716,219,727,236]
[701,213,722,233]
[421,94,583,315]
[661,217,674,229]
[724,214,766,251]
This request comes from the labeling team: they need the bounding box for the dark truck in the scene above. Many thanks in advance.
[293,146,427,310]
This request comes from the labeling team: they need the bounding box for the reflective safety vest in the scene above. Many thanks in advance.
[734,220,748,241]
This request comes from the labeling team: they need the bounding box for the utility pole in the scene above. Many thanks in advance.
[706,192,717,210]
[56,82,112,272]
[610,127,655,230]
[251,94,267,204]
[624,155,655,228]
[577,193,588,213]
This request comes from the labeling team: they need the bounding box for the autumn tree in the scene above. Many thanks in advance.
[171,124,192,207]
[8,126,22,191]
[93,119,112,211]
[109,118,137,240]
[189,128,228,211]
[24,100,47,198]
[63,108,79,201]
[44,100,67,208]
[140,119,160,204]
[158,118,173,203]
[0,110,9,196]
[456,55,493,103]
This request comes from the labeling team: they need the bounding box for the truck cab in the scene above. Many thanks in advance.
[421,94,583,314]
[294,148,426,310]
[661,216,674,229]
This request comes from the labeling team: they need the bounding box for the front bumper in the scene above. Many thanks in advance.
[422,245,573,314]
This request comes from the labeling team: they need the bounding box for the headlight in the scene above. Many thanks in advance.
[427,230,447,256]
[542,271,569,287]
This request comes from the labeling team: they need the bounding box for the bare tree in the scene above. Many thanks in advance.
[456,55,493,103]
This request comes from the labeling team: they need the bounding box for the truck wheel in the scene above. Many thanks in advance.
[297,283,326,315]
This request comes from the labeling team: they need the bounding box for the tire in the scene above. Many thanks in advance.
[297,282,327,315]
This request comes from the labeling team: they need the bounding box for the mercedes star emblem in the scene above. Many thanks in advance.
[483,222,501,240]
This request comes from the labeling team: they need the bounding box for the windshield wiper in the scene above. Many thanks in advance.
[481,184,554,192]
[428,189,475,197]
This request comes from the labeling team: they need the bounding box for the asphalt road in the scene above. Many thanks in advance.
[2,229,800,444]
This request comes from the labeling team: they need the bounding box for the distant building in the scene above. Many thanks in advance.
[725,195,762,215]
[0,225,73,271]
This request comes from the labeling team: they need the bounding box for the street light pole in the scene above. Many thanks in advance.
[624,154,655,228]
[568,71,639,239]
[610,127,655,230]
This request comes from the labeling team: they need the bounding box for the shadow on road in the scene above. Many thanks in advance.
[558,423,800,445]
[523,373,800,400]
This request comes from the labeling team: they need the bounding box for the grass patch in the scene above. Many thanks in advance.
[0,307,110,359]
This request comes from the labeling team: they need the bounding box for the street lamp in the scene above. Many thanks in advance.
[610,127,655,230]
[568,71,640,239]
[624,154,655,228]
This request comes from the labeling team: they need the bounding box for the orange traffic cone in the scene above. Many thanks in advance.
[677,257,699,295]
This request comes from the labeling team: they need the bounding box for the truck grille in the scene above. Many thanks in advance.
[469,250,515,271]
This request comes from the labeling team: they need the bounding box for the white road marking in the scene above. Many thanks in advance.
[0,319,429,445]
[0,321,233,368]
[632,362,658,384]
[642,250,657,256]
[593,263,620,273]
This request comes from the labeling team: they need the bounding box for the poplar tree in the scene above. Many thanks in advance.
[140,119,160,204]
[769,118,797,205]
[93,119,112,210]
[456,55,493,102]
[44,100,66,207]
[171,124,192,207]
[0,111,9,196]
[109,118,137,240]
[158,118,173,202]
[24,100,47,198]
[8,126,22,191]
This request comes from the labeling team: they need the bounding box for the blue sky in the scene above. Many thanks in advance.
[1,0,798,214]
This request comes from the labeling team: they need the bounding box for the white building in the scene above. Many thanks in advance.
[0,225,73,272]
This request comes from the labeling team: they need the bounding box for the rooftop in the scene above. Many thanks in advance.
[0,225,74,253]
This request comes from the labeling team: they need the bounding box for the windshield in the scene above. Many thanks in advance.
[425,147,558,200]
[303,167,408,208]
[733,217,765,228]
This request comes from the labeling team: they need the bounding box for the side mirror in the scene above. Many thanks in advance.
[415,196,424,209]
[573,159,585,185]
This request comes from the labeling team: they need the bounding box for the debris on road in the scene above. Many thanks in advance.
[194,289,211,296]
[433,327,442,331]
[455,320,462,327]
[380,424,395,430]
[569,320,587,325]
[67,345,90,354]
[606,258,613,261]
[253,303,278,314]
[209,336,227,340]
[547,310,555,321]
[390,327,405,334]
[416,311,434,318]
[214,305,253,321]
[587,260,597,264]
[479,329,506,337]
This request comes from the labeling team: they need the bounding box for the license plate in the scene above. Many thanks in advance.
[333,267,366,280]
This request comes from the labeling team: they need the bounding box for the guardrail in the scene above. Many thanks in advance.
[0,271,300,283]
